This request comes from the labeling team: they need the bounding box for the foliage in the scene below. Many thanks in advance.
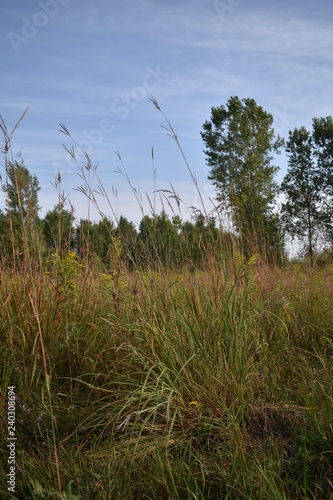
[281,121,333,261]
[116,215,138,268]
[46,251,84,290]
[75,217,116,269]
[43,202,75,255]
[312,116,333,243]
[1,160,42,267]
[201,96,284,260]
[0,208,11,257]
[3,160,40,221]
[281,127,321,260]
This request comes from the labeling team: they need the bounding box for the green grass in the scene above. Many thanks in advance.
[1,257,333,499]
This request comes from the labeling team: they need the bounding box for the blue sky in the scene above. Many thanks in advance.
[1,0,333,226]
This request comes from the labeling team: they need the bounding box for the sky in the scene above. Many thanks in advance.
[1,0,333,227]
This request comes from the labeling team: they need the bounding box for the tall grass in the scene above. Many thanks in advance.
[0,105,333,499]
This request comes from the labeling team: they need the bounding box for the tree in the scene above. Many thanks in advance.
[75,218,116,268]
[280,127,324,262]
[261,211,285,266]
[2,160,41,266]
[312,116,333,243]
[201,96,284,260]
[0,209,11,258]
[116,215,138,268]
[138,212,181,268]
[313,116,333,189]
[43,202,75,254]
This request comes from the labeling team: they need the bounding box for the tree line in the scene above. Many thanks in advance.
[0,161,233,270]
[1,96,333,269]
[201,97,333,263]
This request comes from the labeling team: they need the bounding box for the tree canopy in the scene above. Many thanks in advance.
[281,118,333,260]
[2,160,41,266]
[201,96,284,260]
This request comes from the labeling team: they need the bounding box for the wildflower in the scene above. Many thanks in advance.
[37,413,44,422]
[247,254,258,267]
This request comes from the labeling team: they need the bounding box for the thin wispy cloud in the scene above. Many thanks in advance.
[1,0,332,222]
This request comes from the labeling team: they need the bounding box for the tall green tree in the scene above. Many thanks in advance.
[201,96,284,260]
[312,116,333,243]
[280,127,324,262]
[2,160,41,266]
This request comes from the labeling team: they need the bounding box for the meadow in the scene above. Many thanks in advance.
[1,109,333,499]
[1,245,333,499]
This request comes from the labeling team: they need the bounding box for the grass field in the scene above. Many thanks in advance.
[1,107,333,498]
[1,251,333,499]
